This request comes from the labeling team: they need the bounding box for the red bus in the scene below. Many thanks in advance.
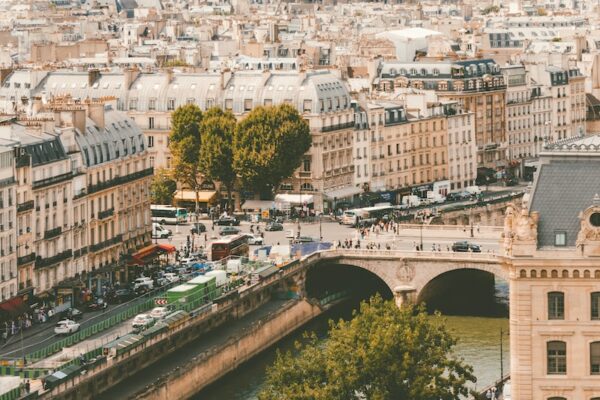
[210,234,249,261]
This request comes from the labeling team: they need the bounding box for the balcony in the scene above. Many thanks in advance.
[17,200,34,213]
[98,208,115,220]
[35,250,72,269]
[87,168,154,194]
[44,227,62,240]
[18,280,33,292]
[90,235,123,253]
[32,172,73,190]
[17,253,36,266]
[73,247,89,258]
[320,122,355,133]
[298,171,312,179]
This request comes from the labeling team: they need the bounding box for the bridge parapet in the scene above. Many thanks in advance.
[318,249,500,262]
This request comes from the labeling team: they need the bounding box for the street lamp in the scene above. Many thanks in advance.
[416,212,424,251]
[470,207,474,238]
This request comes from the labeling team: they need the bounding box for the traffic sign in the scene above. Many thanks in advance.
[154,298,167,305]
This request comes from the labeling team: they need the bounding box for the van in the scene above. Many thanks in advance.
[152,223,172,239]
[465,186,482,196]
[402,195,421,208]
[133,277,154,291]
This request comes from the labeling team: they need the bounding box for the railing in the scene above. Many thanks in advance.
[44,226,62,240]
[0,177,15,189]
[98,208,114,220]
[320,122,355,133]
[87,168,154,194]
[320,248,499,261]
[73,247,88,258]
[32,172,73,190]
[35,250,72,269]
[17,253,36,266]
[17,200,34,213]
[89,235,123,253]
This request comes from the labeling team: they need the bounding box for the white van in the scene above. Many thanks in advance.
[152,223,172,239]
[133,277,154,291]
[465,186,482,196]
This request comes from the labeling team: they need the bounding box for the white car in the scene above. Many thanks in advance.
[149,307,170,320]
[163,273,180,283]
[245,234,264,245]
[54,319,80,335]
[132,313,155,330]
[133,277,154,291]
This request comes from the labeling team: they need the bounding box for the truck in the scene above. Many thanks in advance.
[204,270,228,287]
[426,191,446,204]
[187,275,218,300]
[166,284,203,304]
[152,223,172,239]
[402,195,421,208]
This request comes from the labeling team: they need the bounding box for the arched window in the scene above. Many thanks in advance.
[541,270,547,278]
[410,68,418,76]
[591,342,600,374]
[548,291,564,320]
[420,68,427,76]
[591,292,600,320]
[547,341,567,375]
[531,270,537,278]
[520,270,526,278]
[562,270,569,278]
[300,183,314,191]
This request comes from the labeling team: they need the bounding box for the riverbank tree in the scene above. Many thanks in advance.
[259,295,476,400]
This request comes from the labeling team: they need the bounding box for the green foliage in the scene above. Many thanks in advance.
[199,108,237,211]
[481,5,499,14]
[233,104,311,198]
[259,296,476,400]
[164,59,189,67]
[150,168,177,205]
[169,104,203,198]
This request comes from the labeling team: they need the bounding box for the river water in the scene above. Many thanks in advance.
[196,279,510,399]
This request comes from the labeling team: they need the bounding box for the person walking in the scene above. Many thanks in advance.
[485,389,492,400]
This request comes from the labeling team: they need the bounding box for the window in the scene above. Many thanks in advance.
[129,99,137,110]
[148,98,156,110]
[555,231,567,246]
[547,341,567,375]
[548,292,564,320]
[244,99,252,111]
[592,292,600,320]
[148,117,154,129]
[167,98,175,111]
[591,342,600,374]
[148,136,154,148]
[303,159,311,172]
[225,99,233,110]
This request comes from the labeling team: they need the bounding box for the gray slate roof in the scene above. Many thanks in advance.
[529,160,600,247]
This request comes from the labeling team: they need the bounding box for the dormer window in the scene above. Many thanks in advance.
[554,231,567,246]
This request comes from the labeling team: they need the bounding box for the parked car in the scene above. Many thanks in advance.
[245,233,264,245]
[265,222,284,231]
[131,314,155,331]
[215,216,240,226]
[110,288,135,304]
[54,320,80,335]
[219,226,241,236]
[191,222,206,234]
[155,277,169,287]
[293,236,317,244]
[149,307,171,320]
[58,308,83,321]
[451,241,482,253]
[87,298,108,311]
[133,277,154,291]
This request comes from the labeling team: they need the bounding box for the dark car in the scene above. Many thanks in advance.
[110,289,135,304]
[191,222,206,234]
[215,216,240,226]
[87,298,108,311]
[219,226,241,236]
[59,307,83,321]
[265,222,283,231]
[451,241,482,253]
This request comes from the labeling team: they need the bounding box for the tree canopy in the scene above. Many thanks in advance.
[259,296,476,400]
[150,168,177,205]
[199,108,237,211]
[233,104,311,198]
[168,104,203,208]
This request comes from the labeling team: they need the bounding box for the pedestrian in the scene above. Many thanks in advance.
[485,389,492,400]
[437,244,441,252]
[24,380,30,394]
[477,223,480,233]
[431,243,436,252]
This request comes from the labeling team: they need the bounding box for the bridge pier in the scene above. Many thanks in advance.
[394,285,416,308]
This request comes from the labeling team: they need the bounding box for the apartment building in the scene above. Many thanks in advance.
[447,108,477,190]
[504,134,600,400]
[377,59,507,168]
[0,147,17,302]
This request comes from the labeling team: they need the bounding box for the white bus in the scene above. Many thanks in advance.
[151,205,188,225]
[341,204,395,226]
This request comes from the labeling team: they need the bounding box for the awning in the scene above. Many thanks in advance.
[324,186,362,200]
[275,194,314,205]
[157,243,176,253]
[0,296,26,316]
[241,200,274,210]
[174,190,216,203]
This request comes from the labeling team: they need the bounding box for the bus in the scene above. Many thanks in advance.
[151,205,188,225]
[210,234,249,261]
[341,204,394,226]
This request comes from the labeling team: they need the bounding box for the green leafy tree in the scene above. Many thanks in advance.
[199,108,237,212]
[150,168,177,205]
[259,296,476,400]
[169,104,203,211]
[233,104,311,199]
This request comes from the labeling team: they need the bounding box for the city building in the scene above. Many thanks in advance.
[503,134,600,399]
[0,146,16,302]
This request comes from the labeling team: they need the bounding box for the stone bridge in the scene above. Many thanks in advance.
[300,249,506,307]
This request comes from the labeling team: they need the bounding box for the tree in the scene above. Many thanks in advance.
[169,104,203,212]
[199,108,237,212]
[259,296,476,400]
[233,104,311,199]
[150,168,177,205]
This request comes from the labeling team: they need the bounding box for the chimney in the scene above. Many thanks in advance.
[124,67,140,89]
[86,101,105,131]
[31,96,43,115]
[88,68,101,87]
[72,108,87,134]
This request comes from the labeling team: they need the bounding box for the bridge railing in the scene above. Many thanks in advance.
[319,249,499,261]
[396,223,504,233]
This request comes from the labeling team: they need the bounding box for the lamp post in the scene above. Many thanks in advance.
[470,207,474,238]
